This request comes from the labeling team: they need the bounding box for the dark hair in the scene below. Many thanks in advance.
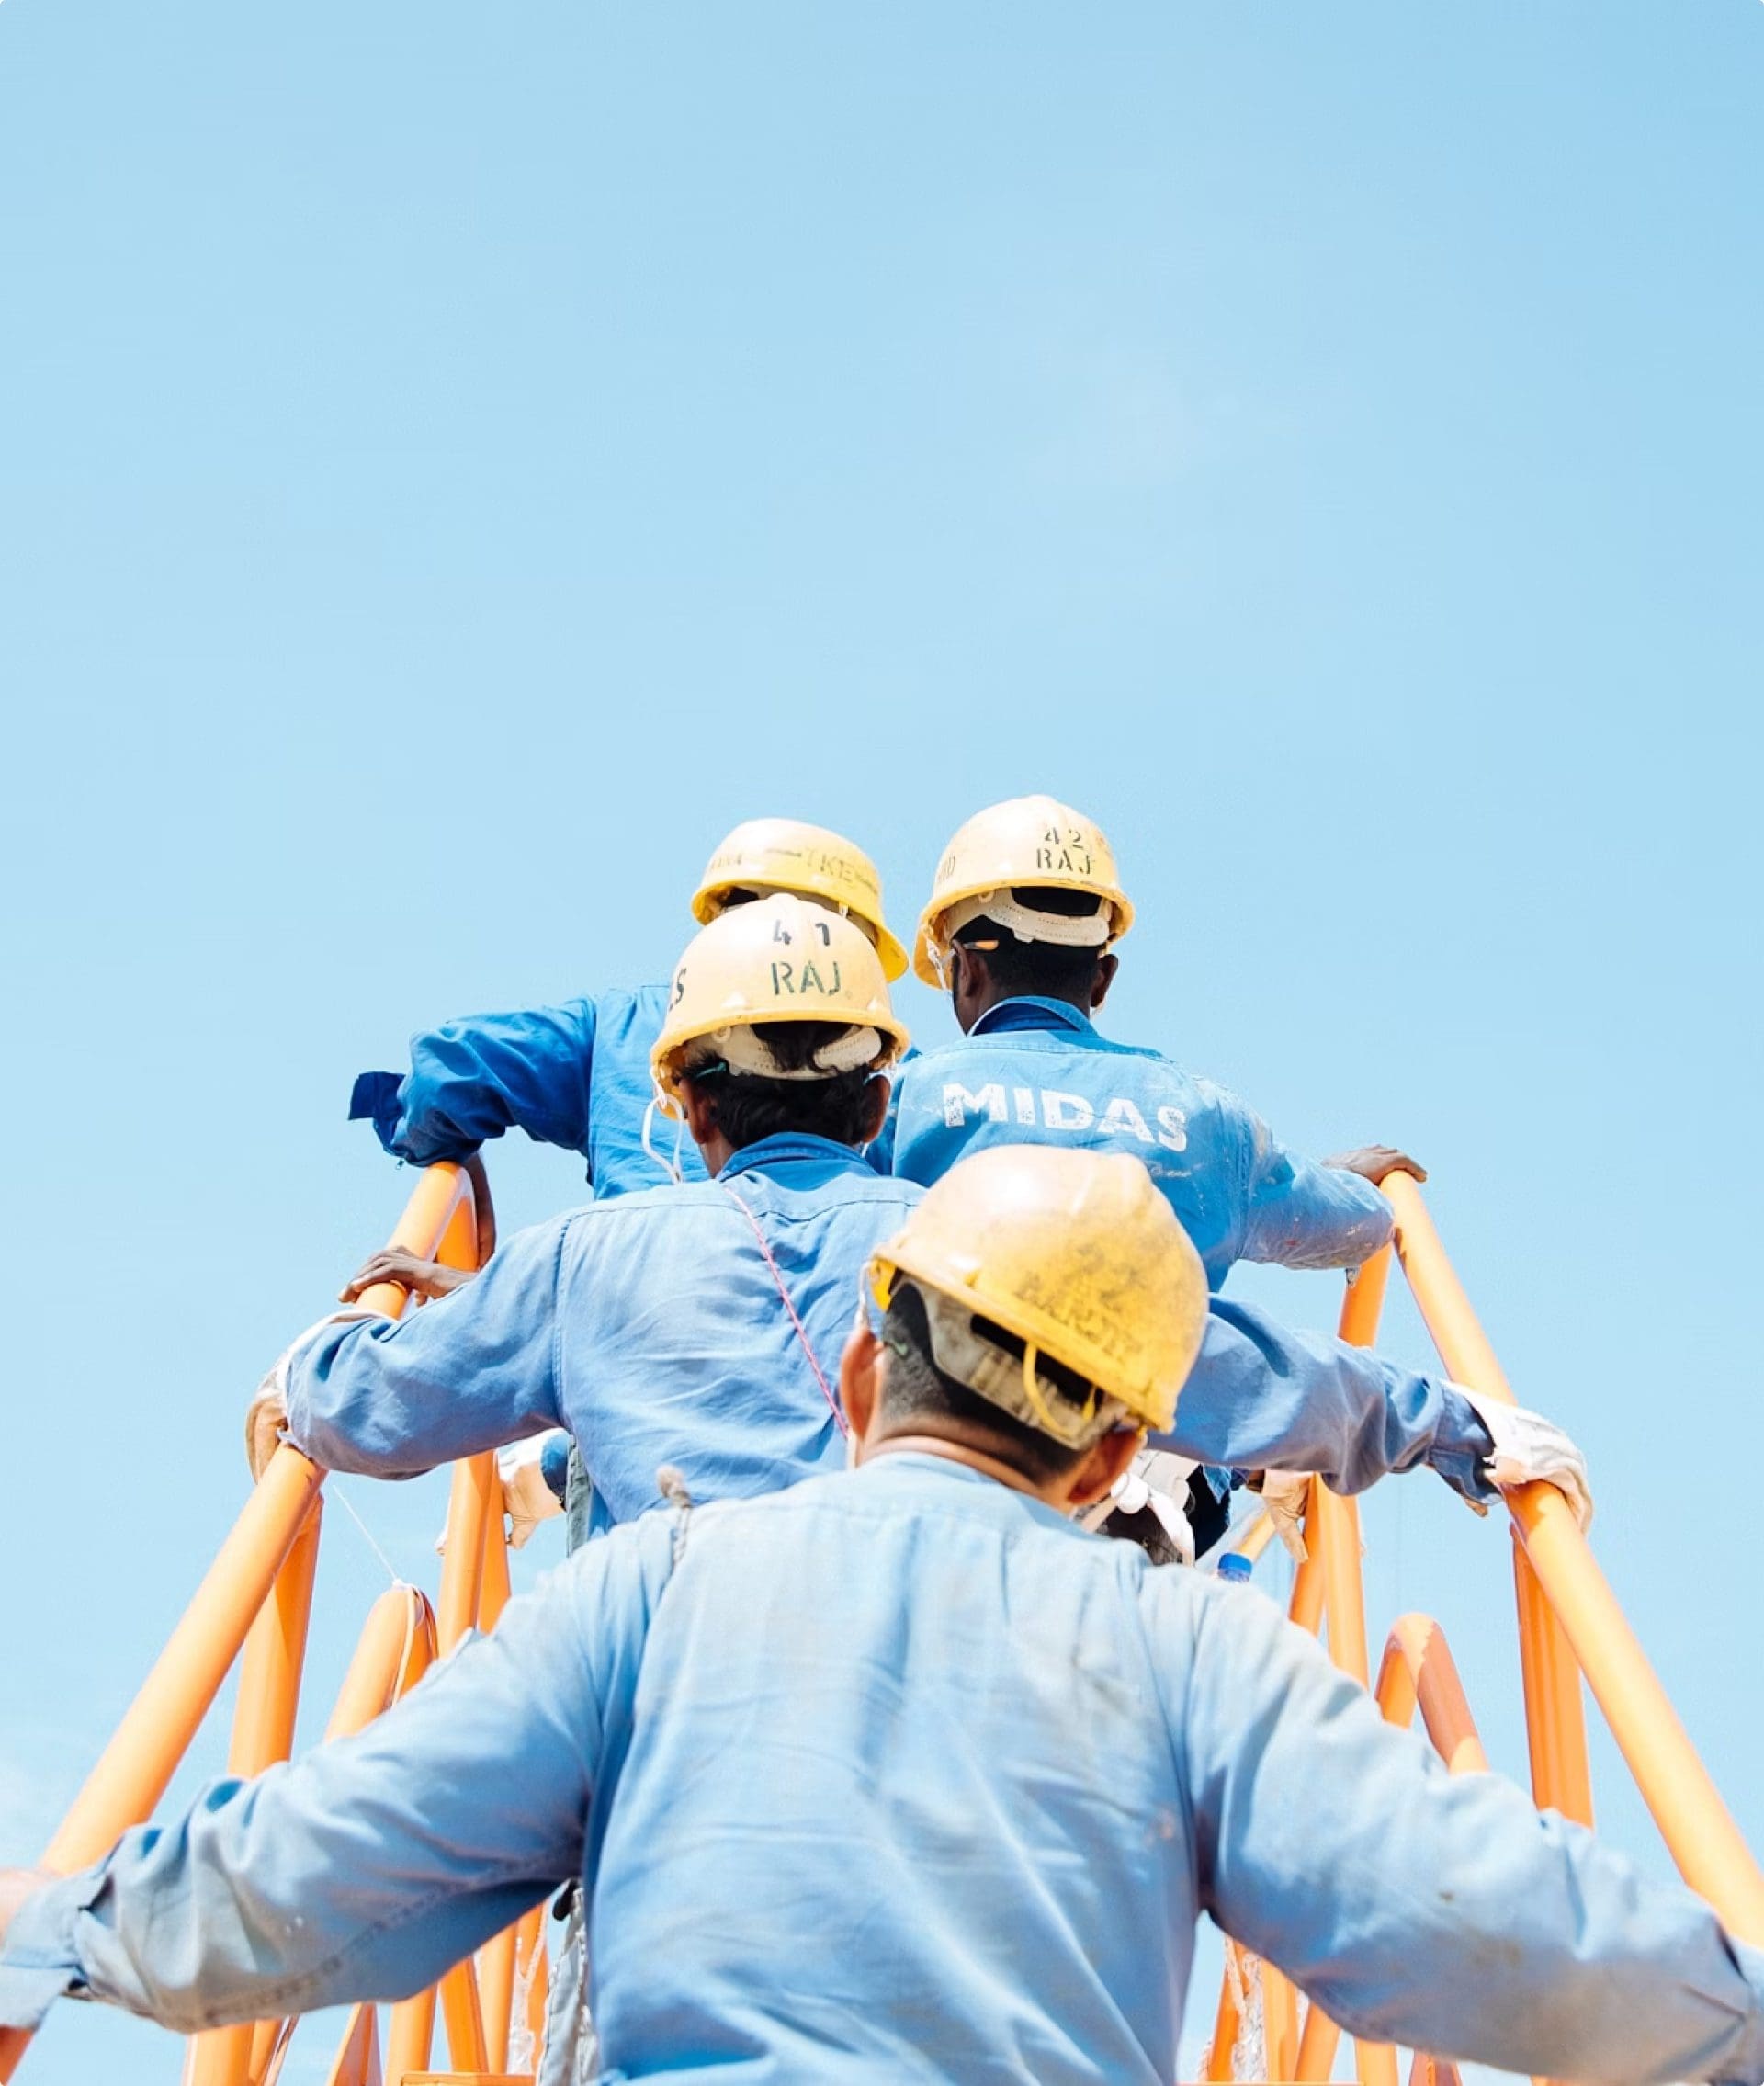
[953,884,1108,1000]
[877,1282,1088,1484]
[681,1020,882,1151]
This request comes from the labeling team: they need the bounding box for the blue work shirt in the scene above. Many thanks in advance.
[350,982,710,1196]
[290,1135,911,1526]
[877,998,1394,1290]
[6,1456,1760,2085]
[281,1135,1497,1516]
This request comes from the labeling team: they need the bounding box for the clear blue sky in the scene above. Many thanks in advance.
[2,4,1760,2080]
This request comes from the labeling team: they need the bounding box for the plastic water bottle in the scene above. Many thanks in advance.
[1216,1553,1253,1585]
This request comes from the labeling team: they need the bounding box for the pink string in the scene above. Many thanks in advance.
[718,1180,849,1438]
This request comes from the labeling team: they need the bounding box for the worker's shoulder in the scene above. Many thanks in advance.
[684,1461,1132,1556]
[582,980,670,1034]
[901,1026,1212,1085]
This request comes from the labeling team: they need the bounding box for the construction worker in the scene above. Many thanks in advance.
[0,1151,1733,2084]
[251,894,915,1536]
[884,793,1423,1552]
[348,815,910,1207]
[886,793,1412,1285]
[342,816,910,1544]
[249,897,1585,1548]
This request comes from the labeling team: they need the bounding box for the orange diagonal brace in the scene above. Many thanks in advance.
[1375,1614,1491,1776]
[1384,1172,1764,1944]
[0,1163,474,2085]
[1293,1247,1389,2086]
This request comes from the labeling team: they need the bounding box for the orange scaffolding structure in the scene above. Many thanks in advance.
[1204,1171,1764,2086]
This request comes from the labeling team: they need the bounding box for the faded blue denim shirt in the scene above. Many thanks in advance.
[876,998,1394,1290]
[6,1457,1762,2086]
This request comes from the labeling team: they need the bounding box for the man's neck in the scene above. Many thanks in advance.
[859,1433,1055,1502]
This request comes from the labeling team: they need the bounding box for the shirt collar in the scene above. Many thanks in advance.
[718,1132,875,1182]
[969,995,1096,1039]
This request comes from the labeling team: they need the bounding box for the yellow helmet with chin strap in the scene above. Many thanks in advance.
[914,795,1133,988]
[866,1144,1207,1446]
[651,894,910,1118]
[693,818,910,982]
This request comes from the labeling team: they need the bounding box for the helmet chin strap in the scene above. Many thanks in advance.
[640,1096,686,1186]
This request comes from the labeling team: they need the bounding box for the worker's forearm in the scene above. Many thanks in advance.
[0,1561,625,2034]
[285,1221,568,1476]
[390,1002,599,1162]
[1242,1155,1395,1273]
[1154,1299,1496,1500]
[1181,1582,1764,2085]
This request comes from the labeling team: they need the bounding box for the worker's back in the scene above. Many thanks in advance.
[882,998,1390,1287]
[590,1453,1193,2082]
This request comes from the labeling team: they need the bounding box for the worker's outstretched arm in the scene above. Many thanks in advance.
[1169,1574,1764,2081]
[1235,1103,1397,1272]
[351,998,600,1165]
[0,1517,676,2034]
[1151,1298,1497,1502]
[277,1214,571,1477]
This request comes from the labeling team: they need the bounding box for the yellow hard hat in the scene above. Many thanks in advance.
[692,818,909,982]
[914,795,1134,986]
[867,1145,1207,1444]
[652,893,910,1117]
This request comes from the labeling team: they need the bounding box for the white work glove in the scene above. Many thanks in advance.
[1255,1470,1315,1563]
[1101,1450,1197,1567]
[1454,1382,1593,1531]
[245,1309,379,1479]
[434,1435,568,1556]
[499,1434,566,1549]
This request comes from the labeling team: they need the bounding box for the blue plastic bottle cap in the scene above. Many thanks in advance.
[1216,1553,1252,1583]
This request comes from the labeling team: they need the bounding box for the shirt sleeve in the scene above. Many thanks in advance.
[1151,1298,1497,1502]
[1235,1103,1395,1272]
[360,999,600,1165]
[1165,1575,1764,2083]
[864,1059,910,1176]
[283,1218,570,1476]
[0,1517,678,2035]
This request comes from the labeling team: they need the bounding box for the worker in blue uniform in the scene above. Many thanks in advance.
[251,894,918,1532]
[341,816,910,1546]
[348,815,910,1207]
[884,794,1430,1553]
[247,897,1588,1548]
[0,1150,1727,2086]
[886,793,1414,1286]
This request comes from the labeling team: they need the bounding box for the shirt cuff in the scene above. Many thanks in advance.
[1427,1387,1501,1507]
[0,1866,106,2029]
[1717,1936,1764,2084]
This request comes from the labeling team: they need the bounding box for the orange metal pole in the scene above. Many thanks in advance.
[31,1445,323,1880]
[1375,1615,1491,1777]
[0,1164,474,2086]
[1263,1962,1300,2081]
[320,2002,379,2086]
[322,1586,431,1743]
[379,1600,443,2086]
[188,1499,326,2086]
[1287,1527,1326,1638]
[475,1505,518,2071]
[1384,1173,1764,1940]
[1227,1506,1277,1568]
[1335,1253,1396,2086]
[1510,1534,1593,1825]
[514,1901,550,2064]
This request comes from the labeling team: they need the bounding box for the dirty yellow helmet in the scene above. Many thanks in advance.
[914,795,1134,986]
[692,818,909,982]
[652,894,910,1117]
[867,1145,1207,1445]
